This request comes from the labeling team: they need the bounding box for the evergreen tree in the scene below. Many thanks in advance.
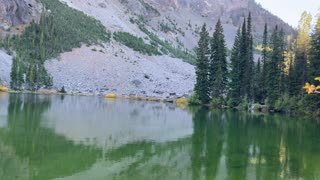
[278,28,286,94]
[209,19,228,104]
[246,13,255,101]
[261,24,268,100]
[10,56,24,90]
[194,24,210,104]
[292,12,312,95]
[229,29,241,106]
[266,25,285,105]
[228,14,255,105]
[254,58,263,103]
[26,64,35,89]
[287,41,296,96]
[309,16,320,83]
[268,26,280,105]
[239,18,248,98]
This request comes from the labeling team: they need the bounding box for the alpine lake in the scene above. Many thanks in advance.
[0,93,319,180]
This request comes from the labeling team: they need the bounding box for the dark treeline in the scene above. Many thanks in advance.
[193,12,320,114]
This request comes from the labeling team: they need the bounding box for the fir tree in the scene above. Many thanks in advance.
[255,58,263,103]
[10,56,24,90]
[239,18,248,98]
[278,28,286,94]
[246,13,254,101]
[261,24,268,100]
[267,25,284,105]
[228,29,241,106]
[209,19,228,104]
[194,24,210,104]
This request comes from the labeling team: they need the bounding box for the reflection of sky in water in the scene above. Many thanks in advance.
[0,93,9,128]
[43,97,193,149]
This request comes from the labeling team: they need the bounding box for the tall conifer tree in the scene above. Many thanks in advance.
[246,13,255,101]
[194,24,210,104]
[209,19,228,103]
[229,29,241,106]
[309,16,320,83]
[239,18,248,98]
[292,12,312,94]
[261,24,268,100]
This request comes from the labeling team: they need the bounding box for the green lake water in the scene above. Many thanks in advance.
[0,93,319,180]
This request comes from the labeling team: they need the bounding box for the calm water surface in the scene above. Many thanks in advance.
[0,93,320,180]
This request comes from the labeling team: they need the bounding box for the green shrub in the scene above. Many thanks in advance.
[137,23,196,64]
[211,98,223,108]
[303,94,320,112]
[237,97,249,110]
[59,86,67,94]
[188,93,202,105]
[160,23,174,33]
[274,94,291,112]
[113,32,161,55]
[138,0,160,16]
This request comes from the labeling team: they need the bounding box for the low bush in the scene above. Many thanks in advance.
[188,94,202,105]
[113,32,161,56]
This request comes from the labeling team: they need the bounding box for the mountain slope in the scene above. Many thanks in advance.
[0,0,294,97]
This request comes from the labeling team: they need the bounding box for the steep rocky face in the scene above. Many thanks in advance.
[146,0,293,37]
[0,0,42,30]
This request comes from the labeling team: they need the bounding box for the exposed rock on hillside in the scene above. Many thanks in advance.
[145,0,293,39]
[45,44,195,97]
[0,0,42,33]
[0,50,12,87]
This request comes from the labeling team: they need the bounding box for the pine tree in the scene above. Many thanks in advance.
[194,24,210,104]
[309,16,320,83]
[209,19,228,104]
[228,29,241,106]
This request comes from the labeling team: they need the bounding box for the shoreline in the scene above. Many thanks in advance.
[1,90,318,119]
[1,90,188,106]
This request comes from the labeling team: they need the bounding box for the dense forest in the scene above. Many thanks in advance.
[193,12,320,115]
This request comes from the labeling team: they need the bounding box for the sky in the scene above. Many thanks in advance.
[255,0,320,28]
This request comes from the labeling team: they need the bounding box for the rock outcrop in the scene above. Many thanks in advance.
[147,0,293,38]
[0,0,42,30]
